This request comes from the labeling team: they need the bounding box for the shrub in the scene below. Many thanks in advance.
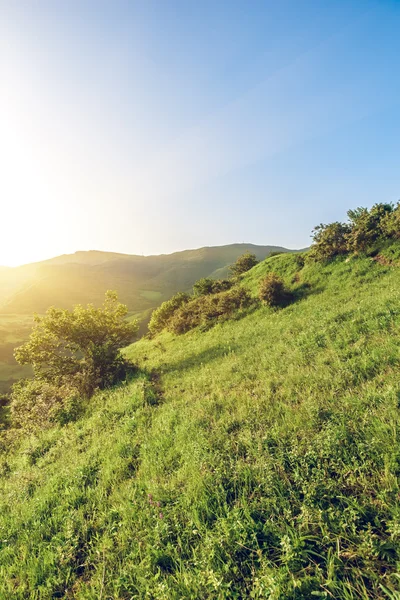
[229,252,258,277]
[11,379,81,431]
[168,287,252,334]
[346,203,394,252]
[381,202,400,239]
[193,278,233,296]
[148,292,190,335]
[309,222,350,261]
[14,291,137,398]
[259,273,291,307]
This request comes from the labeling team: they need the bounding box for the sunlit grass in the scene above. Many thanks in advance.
[1,250,400,597]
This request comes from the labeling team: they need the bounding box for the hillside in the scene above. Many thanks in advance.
[0,244,291,315]
[1,247,400,598]
[0,244,293,393]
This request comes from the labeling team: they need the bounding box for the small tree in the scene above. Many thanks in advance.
[259,273,289,307]
[309,222,350,261]
[14,291,138,396]
[230,252,258,277]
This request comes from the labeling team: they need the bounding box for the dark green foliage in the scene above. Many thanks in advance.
[148,292,190,335]
[229,251,258,276]
[309,221,350,260]
[193,277,233,296]
[259,272,291,307]
[168,287,252,334]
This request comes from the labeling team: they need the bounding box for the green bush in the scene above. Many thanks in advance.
[10,379,81,431]
[381,202,400,239]
[259,273,291,307]
[229,252,258,277]
[346,203,394,252]
[168,287,252,334]
[193,278,233,296]
[148,292,190,335]
[309,222,350,261]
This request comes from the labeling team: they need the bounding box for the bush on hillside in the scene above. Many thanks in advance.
[309,221,350,261]
[259,273,291,307]
[148,292,190,335]
[378,201,400,239]
[14,291,137,400]
[168,287,252,334]
[11,379,81,431]
[229,252,258,277]
[346,203,394,252]
[193,277,233,297]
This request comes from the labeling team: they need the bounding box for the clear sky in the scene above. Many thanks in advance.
[1,0,400,266]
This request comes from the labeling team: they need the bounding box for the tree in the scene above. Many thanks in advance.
[230,252,258,277]
[309,222,350,261]
[14,291,138,396]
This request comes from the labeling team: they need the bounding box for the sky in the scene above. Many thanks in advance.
[1,0,400,266]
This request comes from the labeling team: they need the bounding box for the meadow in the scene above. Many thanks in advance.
[0,249,400,598]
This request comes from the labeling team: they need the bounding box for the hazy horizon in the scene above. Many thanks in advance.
[0,241,300,269]
[1,0,400,266]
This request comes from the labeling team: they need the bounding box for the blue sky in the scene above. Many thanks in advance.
[1,0,400,265]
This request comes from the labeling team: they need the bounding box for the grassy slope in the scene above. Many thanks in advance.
[1,251,400,598]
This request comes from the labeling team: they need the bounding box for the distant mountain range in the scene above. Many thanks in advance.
[0,244,299,317]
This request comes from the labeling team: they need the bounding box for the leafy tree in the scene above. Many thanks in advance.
[14,291,137,397]
[148,292,190,335]
[309,222,350,261]
[230,252,258,277]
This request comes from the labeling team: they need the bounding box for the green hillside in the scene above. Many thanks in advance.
[0,244,292,392]
[1,243,400,598]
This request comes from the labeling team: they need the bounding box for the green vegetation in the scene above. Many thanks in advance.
[11,292,137,431]
[229,251,258,276]
[310,202,400,261]
[0,245,290,391]
[258,272,291,307]
[1,221,400,597]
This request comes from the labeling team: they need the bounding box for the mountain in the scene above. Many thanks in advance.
[0,244,295,315]
[1,246,399,597]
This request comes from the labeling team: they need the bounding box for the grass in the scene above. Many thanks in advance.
[1,250,400,598]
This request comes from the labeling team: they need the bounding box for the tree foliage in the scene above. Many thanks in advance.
[229,252,258,277]
[14,291,137,397]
